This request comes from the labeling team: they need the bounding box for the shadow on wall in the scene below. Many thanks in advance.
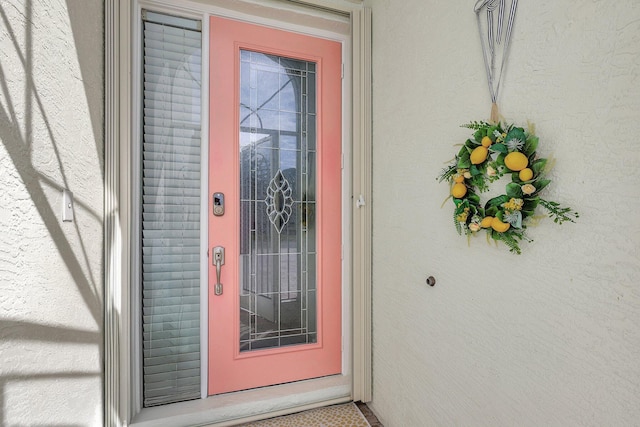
[0,320,102,426]
[0,0,103,424]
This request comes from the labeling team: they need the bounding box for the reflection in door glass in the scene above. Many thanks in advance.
[239,50,317,352]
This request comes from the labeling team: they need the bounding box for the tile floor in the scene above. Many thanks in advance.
[356,401,384,427]
[241,403,371,426]
[238,401,383,427]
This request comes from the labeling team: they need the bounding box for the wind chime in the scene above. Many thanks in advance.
[474,0,518,123]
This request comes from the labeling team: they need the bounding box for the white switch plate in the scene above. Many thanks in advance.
[62,189,74,222]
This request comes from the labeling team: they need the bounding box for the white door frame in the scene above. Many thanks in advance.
[104,0,372,425]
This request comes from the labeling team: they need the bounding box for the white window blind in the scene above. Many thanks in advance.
[141,10,202,407]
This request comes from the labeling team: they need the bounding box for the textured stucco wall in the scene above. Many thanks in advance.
[370,0,640,426]
[0,0,103,425]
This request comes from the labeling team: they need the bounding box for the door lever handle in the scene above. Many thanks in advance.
[213,246,225,296]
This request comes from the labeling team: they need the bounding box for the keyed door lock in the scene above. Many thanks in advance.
[213,192,224,216]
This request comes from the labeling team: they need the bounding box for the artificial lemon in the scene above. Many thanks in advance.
[491,217,511,233]
[519,167,533,181]
[480,216,494,228]
[470,146,489,165]
[451,183,467,198]
[481,136,492,147]
[453,175,464,183]
[504,152,529,171]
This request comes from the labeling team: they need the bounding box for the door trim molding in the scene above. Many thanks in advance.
[350,5,372,403]
[104,1,372,425]
[105,1,133,425]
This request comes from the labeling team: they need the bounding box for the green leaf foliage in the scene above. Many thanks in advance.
[531,158,547,175]
[485,195,509,209]
[491,229,531,255]
[535,179,551,192]
[461,121,490,130]
[490,143,508,154]
[524,136,539,157]
[471,175,488,192]
[485,206,498,217]
[437,163,457,183]
[454,211,462,235]
[500,233,522,255]
[465,138,479,149]
[457,152,471,169]
[523,197,540,211]
[506,182,523,198]
[505,127,526,145]
[539,198,580,224]
[467,192,481,204]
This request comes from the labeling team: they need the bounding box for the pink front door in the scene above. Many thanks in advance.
[208,16,343,395]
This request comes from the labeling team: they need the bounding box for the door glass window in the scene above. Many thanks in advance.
[239,50,317,352]
[140,10,202,407]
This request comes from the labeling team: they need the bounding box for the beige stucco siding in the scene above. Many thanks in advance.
[0,0,104,425]
[370,0,640,425]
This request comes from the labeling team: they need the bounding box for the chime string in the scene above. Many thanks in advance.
[474,0,518,120]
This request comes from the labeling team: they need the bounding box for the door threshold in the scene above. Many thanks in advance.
[131,375,351,427]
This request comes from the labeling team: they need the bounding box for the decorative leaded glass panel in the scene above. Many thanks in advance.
[238,50,317,352]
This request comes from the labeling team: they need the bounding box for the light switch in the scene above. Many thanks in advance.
[62,189,74,222]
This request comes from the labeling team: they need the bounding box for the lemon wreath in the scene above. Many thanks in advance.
[438,121,578,254]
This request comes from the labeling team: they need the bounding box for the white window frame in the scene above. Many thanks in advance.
[105,1,372,426]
